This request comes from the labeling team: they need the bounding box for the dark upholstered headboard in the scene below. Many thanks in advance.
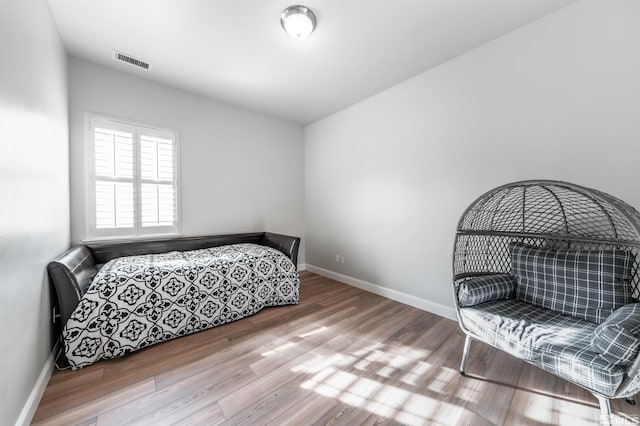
[47,232,300,332]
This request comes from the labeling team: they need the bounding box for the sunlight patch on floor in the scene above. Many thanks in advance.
[427,365,458,394]
[261,341,297,357]
[352,345,428,380]
[300,366,451,426]
[289,342,465,425]
[401,361,432,385]
[298,326,328,338]
[291,352,359,375]
[454,377,479,404]
[521,392,555,423]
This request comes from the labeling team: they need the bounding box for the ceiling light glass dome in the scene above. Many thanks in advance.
[281,5,317,40]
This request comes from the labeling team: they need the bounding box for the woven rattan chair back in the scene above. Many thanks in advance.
[453,180,640,300]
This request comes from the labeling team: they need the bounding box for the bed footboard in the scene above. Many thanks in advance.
[261,232,300,267]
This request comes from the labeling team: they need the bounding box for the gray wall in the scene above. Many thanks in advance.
[68,57,306,264]
[0,0,69,424]
[305,0,640,313]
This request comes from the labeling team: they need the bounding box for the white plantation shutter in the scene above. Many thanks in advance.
[95,181,134,228]
[87,115,179,239]
[94,127,135,229]
[140,135,175,227]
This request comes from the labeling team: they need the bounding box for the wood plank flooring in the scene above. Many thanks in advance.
[33,272,640,425]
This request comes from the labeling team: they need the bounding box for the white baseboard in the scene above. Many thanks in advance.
[304,264,458,322]
[297,263,307,271]
[16,341,59,426]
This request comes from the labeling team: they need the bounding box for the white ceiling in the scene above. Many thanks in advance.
[49,0,577,125]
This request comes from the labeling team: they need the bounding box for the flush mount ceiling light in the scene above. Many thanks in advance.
[281,5,316,40]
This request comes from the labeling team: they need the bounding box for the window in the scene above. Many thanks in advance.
[86,114,180,239]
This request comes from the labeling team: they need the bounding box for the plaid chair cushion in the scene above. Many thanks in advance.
[457,274,516,307]
[510,243,633,323]
[460,299,626,396]
[592,303,640,366]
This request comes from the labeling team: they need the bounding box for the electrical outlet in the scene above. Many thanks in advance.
[335,254,340,263]
[340,256,344,264]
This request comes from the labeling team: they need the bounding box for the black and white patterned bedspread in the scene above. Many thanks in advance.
[63,243,299,369]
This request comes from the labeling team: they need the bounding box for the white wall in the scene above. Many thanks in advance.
[68,58,305,264]
[0,0,69,424]
[305,0,640,313]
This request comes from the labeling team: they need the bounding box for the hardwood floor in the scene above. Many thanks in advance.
[33,272,640,425]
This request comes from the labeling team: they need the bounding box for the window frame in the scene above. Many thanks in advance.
[84,112,181,241]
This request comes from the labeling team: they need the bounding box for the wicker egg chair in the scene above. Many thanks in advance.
[452,180,640,421]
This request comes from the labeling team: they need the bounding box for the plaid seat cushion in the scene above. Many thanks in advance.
[460,299,626,396]
[592,303,640,366]
[457,274,516,307]
[510,243,633,323]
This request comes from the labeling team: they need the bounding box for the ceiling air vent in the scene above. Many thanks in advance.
[112,50,151,71]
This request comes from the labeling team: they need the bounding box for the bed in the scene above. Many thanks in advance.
[47,232,300,369]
